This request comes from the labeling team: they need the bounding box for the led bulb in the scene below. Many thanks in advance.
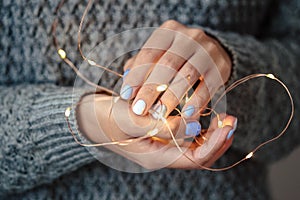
[65,107,71,117]
[218,120,223,128]
[87,59,96,66]
[58,49,67,59]
[246,152,254,159]
[266,74,275,79]
[156,84,168,92]
[148,128,159,136]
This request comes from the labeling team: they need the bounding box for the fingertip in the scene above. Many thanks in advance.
[182,105,195,118]
[226,129,235,140]
[185,120,201,137]
[120,84,133,100]
[218,125,235,141]
[122,68,130,78]
[132,99,147,115]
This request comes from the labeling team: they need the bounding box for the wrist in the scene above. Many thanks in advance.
[76,93,131,145]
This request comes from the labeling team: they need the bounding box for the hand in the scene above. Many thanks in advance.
[120,20,232,119]
[76,93,237,170]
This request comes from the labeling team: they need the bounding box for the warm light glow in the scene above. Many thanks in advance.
[156,84,168,92]
[58,49,67,59]
[148,128,159,136]
[87,59,96,65]
[246,152,254,159]
[185,95,190,103]
[118,139,133,146]
[266,74,275,79]
[65,107,71,117]
[218,120,223,128]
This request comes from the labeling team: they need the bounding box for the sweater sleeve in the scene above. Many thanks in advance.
[0,84,96,196]
[204,0,300,164]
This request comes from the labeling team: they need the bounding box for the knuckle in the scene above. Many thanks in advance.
[188,28,205,39]
[161,19,180,29]
[137,49,156,62]
[159,54,177,68]
[140,84,157,95]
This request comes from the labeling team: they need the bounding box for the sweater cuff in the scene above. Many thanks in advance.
[203,28,269,84]
[24,88,95,189]
[29,88,95,172]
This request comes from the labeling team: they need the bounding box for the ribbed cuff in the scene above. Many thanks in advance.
[25,88,95,187]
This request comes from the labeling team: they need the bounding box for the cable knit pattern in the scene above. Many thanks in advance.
[0,0,299,199]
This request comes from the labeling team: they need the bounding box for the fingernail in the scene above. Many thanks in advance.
[151,103,167,119]
[227,119,237,140]
[120,85,132,100]
[133,99,146,115]
[123,69,130,78]
[183,105,195,117]
[227,129,235,140]
[186,121,201,136]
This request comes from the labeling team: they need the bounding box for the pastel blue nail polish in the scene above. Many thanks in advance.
[227,129,235,140]
[186,121,201,136]
[183,105,195,117]
[120,85,132,100]
[123,69,130,78]
[133,99,146,115]
[227,119,237,140]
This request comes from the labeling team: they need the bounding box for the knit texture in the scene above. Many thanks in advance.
[1,0,299,199]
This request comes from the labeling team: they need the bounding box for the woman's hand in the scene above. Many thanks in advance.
[120,20,232,119]
[77,93,237,170]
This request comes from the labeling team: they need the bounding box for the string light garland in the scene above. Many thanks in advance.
[53,0,294,171]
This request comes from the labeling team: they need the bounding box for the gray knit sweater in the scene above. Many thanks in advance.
[1,0,299,199]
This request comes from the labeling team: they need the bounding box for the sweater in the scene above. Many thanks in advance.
[1,0,299,199]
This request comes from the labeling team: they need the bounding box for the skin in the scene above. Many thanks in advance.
[77,93,236,170]
[121,20,232,119]
[77,20,235,169]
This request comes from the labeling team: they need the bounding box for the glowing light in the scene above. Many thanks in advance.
[185,95,190,103]
[87,59,96,65]
[218,120,223,128]
[58,49,67,59]
[118,139,133,146]
[246,152,254,159]
[65,107,71,117]
[266,74,275,79]
[156,84,168,92]
[148,128,159,136]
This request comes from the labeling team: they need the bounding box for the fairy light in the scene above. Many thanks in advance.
[87,59,96,66]
[147,128,159,136]
[218,120,223,128]
[266,73,275,79]
[53,0,294,172]
[65,107,71,117]
[156,84,168,92]
[246,152,254,159]
[58,49,67,59]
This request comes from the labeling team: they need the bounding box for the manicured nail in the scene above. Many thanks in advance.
[185,121,201,136]
[120,84,132,100]
[123,69,130,78]
[227,129,235,140]
[227,119,237,140]
[133,99,146,115]
[183,105,195,117]
[151,103,167,119]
